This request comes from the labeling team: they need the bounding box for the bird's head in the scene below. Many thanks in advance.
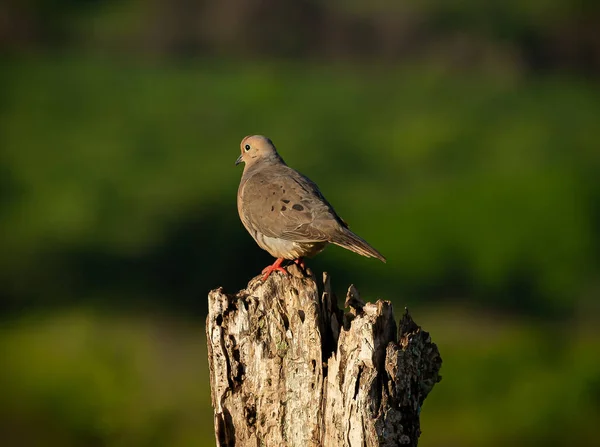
[236,135,283,168]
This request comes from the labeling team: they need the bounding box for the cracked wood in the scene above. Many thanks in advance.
[206,265,442,446]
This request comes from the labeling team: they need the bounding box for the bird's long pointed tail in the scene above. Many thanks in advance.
[331,227,386,263]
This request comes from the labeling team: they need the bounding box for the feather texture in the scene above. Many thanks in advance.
[236,135,385,263]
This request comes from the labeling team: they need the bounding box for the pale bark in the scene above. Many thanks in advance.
[206,265,442,446]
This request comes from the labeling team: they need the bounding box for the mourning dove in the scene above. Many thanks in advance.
[236,135,386,280]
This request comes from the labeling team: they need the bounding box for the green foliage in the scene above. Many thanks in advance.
[0,57,598,311]
[0,310,213,447]
[1,55,599,446]
[1,309,599,446]
[420,309,600,446]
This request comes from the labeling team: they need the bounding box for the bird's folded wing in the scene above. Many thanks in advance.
[241,170,339,242]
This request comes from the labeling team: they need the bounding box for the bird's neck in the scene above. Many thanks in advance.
[242,156,286,180]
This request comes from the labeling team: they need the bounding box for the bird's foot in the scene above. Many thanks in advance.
[293,257,306,270]
[261,258,288,281]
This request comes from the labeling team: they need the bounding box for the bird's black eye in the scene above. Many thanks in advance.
[244,144,251,151]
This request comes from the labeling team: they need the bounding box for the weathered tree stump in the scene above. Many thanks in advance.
[206,265,442,446]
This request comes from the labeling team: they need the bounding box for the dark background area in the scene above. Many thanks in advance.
[1,1,599,446]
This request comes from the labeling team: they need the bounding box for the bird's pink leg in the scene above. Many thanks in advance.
[293,257,306,270]
[261,257,288,280]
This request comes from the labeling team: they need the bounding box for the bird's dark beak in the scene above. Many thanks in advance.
[235,154,243,166]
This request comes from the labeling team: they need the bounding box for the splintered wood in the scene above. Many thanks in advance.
[206,265,442,447]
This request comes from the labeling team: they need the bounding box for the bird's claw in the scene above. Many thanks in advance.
[293,258,306,270]
[261,258,288,281]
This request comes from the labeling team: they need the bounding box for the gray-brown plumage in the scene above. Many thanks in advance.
[236,135,385,280]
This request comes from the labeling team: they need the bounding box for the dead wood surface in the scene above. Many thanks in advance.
[206,265,442,447]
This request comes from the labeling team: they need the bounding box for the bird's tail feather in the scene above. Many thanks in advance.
[331,227,386,263]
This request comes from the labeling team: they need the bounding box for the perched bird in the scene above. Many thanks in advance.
[236,135,385,280]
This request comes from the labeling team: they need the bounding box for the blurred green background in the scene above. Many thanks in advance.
[1,1,599,446]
